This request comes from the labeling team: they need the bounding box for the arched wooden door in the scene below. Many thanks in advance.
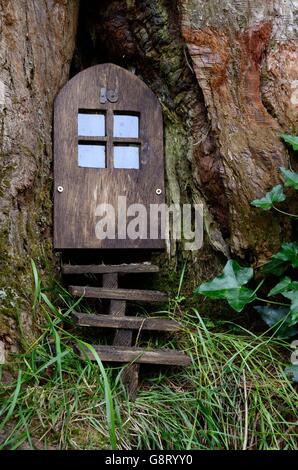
[54,64,165,249]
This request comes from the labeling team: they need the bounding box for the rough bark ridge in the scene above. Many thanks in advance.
[0,1,78,350]
[180,0,298,261]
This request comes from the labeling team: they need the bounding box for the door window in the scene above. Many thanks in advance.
[78,112,105,137]
[78,144,106,168]
[77,110,140,170]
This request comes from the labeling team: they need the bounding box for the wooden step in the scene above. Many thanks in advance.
[69,286,169,302]
[79,345,191,366]
[73,312,180,332]
[63,263,159,275]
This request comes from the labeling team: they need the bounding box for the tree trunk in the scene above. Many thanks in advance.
[0,0,79,350]
[1,0,297,352]
[180,0,298,260]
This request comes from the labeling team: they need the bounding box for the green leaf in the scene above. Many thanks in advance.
[280,167,298,190]
[254,305,289,327]
[251,184,286,211]
[281,133,298,151]
[78,341,117,449]
[262,242,298,275]
[225,287,256,312]
[275,242,298,268]
[196,260,253,297]
[254,306,298,338]
[262,258,289,276]
[196,260,255,312]
[0,370,23,431]
[282,290,298,325]
[284,365,298,383]
[268,277,292,296]
[31,259,41,310]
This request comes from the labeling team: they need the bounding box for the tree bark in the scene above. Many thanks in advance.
[180,0,298,260]
[1,0,298,351]
[0,0,79,350]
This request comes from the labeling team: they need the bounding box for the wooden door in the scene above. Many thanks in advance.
[54,64,165,249]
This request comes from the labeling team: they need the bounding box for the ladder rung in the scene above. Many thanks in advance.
[63,263,159,274]
[73,312,180,331]
[69,286,168,302]
[78,345,191,366]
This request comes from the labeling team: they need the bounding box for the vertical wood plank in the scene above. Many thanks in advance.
[102,272,139,396]
[121,363,140,398]
[101,272,117,289]
[102,273,126,320]
[106,108,113,170]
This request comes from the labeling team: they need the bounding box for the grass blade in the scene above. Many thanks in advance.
[0,370,22,430]
[78,341,117,450]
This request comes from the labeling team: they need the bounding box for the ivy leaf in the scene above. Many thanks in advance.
[280,167,298,190]
[254,305,298,338]
[225,287,256,312]
[268,277,292,296]
[262,242,298,276]
[281,133,298,151]
[254,305,289,327]
[284,365,298,383]
[196,260,253,296]
[275,242,298,268]
[262,257,290,276]
[282,290,298,325]
[196,260,255,312]
[251,185,286,210]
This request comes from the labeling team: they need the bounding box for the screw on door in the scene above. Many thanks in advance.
[57,186,64,193]
[156,188,162,195]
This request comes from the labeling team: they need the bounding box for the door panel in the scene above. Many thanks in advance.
[54,63,165,249]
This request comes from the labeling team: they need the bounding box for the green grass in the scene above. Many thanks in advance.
[0,263,297,450]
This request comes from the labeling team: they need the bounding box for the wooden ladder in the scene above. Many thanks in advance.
[63,262,191,396]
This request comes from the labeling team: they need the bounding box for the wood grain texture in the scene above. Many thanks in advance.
[181,1,292,261]
[0,0,79,347]
[102,272,130,345]
[100,272,138,395]
[102,272,118,289]
[73,312,180,331]
[121,364,140,398]
[69,286,169,302]
[79,345,191,366]
[62,263,159,274]
[54,63,165,250]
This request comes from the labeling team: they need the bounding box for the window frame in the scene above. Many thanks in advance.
[77,109,141,169]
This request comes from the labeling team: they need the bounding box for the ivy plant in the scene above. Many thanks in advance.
[195,134,298,380]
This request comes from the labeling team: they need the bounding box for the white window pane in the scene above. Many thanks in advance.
[113,115,139,138]
[78,113,105,137]
[78,144,106,168]
[114,146,139,169]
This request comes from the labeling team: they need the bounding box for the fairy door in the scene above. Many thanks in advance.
[54,63,165,249]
